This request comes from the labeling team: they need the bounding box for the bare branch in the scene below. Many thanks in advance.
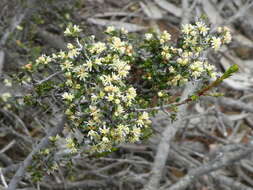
[35,71,63,86]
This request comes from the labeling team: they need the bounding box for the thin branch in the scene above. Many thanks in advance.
[0,140,16,154]
[0,153,13,166]
[0,168,8,188]
[35,71,63,85]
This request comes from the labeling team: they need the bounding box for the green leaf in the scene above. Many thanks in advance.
[221,64,239,80]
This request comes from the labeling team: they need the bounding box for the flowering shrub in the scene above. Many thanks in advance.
[17,21,235,154]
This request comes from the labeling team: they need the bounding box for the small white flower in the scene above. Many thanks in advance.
[169,66,175,73]
[64,25,81,36]
[62,92,74,101]
[1,93,11,102]
[36,54,52,65]
[182,24,194,35]
[73,25,81,33]
[67,43,75,49]
[64,28,72,36]
[160,30,171,43]
[127,87,137,100]
[211,37,221,51]
[88,130,98,140]
[102,136,110,143]
[145,33,153,40]
[131,126,141,141]
[4,79,12,87]
[158,91,163,97]
[196,21,209,36]
[89,42,106,54]
[106,26,115,33]
[61,60,73,71]
[100,126,109,135]
[86,60,93,71]
[120,27,128,34]
[223,27,232,44]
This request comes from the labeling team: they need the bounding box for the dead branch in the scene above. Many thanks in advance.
[166,146,253,190]
[214,175,253,190]
[144,82,199,190]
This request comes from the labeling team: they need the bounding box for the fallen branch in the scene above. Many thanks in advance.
[166,146,253,190]
[214,175,253,190]
[144,82,199,190]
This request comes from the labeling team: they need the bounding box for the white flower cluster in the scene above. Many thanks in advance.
[109,36,133,56]
[33,26,152,153]
[0,92,12,110]
[153,22,231,86]
[64,25,82,36]
[35,54,52,65]
[1,92,11,102]
[29,22,232,153]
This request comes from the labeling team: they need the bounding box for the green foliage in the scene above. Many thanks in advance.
[35,81,55,96]
[221,64,239,79]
